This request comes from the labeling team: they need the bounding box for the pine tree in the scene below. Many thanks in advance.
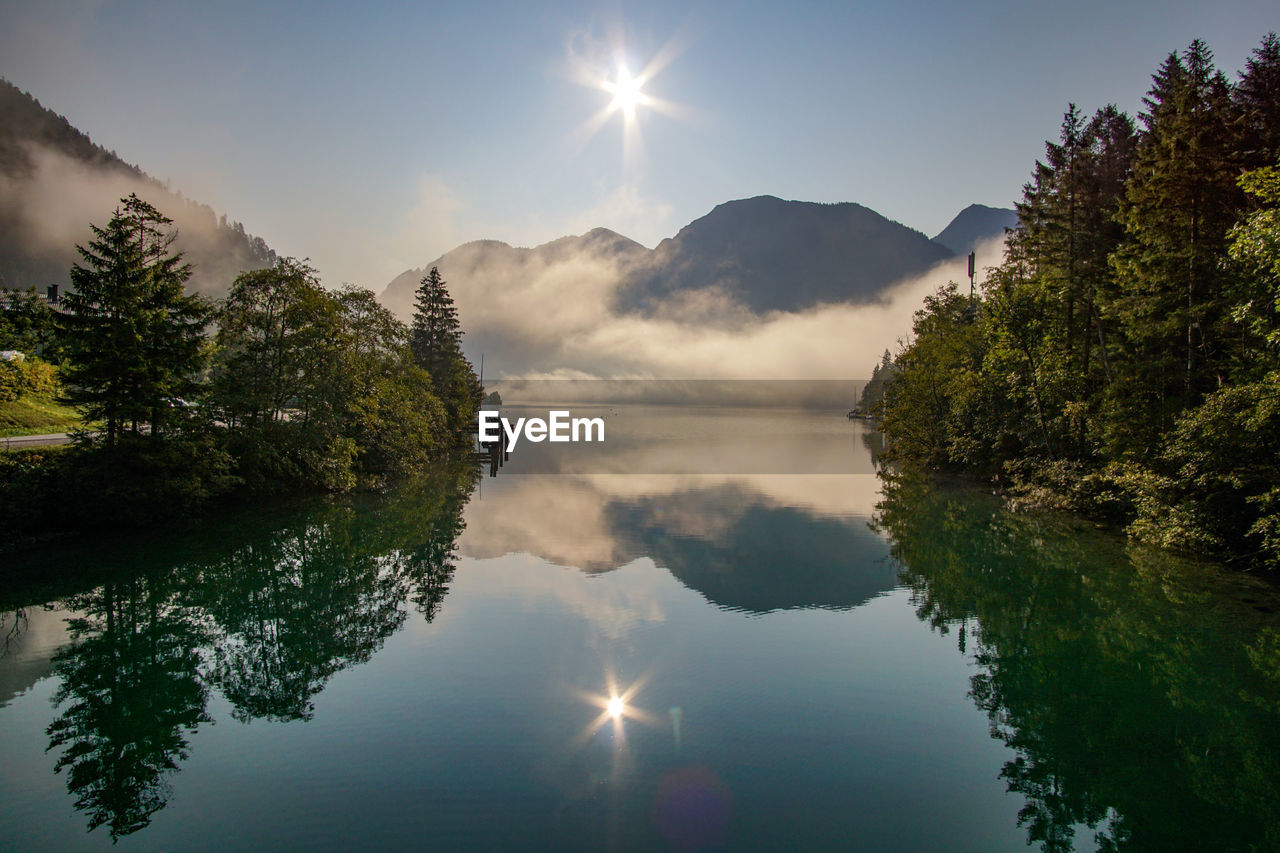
[410,266,462,384]
[1109,41,1242,448]
[997,105,1135,458]
[62,194,210,445]
[1234,32,1280,171]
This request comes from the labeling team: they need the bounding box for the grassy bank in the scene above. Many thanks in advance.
[0,395,86,437]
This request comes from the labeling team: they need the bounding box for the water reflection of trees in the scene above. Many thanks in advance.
[873,471,1280,852]
[47,576,211,839]
[43,464,476,839]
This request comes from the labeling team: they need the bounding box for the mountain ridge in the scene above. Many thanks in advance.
[381,195,1017,322]
[0,78,278,297]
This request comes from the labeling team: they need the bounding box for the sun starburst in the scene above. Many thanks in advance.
[563,22,698,172]
[603,66,650,122]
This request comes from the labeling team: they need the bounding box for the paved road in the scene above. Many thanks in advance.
[1,432,73,450]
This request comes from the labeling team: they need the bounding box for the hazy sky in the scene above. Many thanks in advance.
[1,0,1276,290]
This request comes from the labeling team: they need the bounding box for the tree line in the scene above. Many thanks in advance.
[1,194,481,538]
[870,34,1280,567]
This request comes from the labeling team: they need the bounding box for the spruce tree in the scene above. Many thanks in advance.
[998,105,1134,458]
[62,194,209,444]
[1109,41,1241,448]
[410,266,462,385]
[1234,32,1280,171]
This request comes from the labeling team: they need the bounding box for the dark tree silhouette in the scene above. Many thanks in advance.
[45,577,211,840]
[410,266,462,385]
[62,194,210,444]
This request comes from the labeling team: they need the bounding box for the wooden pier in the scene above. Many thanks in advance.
[465,417,509,477]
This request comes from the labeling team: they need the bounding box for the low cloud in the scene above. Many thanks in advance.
[0,142,274,295]
[0,144,144,256]
[386,230,1007,381]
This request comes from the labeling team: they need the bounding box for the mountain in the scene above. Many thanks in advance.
[380,226,650,323]
[621,196,953,313]
[0,78,276,297]
[931,203,1018,255]
[608,486,900,613]
[381,195,959,324]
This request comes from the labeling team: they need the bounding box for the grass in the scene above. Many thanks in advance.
[0,394,87,437]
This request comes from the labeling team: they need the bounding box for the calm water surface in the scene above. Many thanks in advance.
[2,409,1279,851]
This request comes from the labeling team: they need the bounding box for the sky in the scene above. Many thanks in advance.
[0,0,1277,292]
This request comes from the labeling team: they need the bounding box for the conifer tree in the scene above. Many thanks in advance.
[62,194,209,444]
[1109,41,1241,446]
[1234,32,1280,170]
[995,105,1134,458]
[410,266,462,384]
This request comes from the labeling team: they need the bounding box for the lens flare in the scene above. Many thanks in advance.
[604,67,650,121]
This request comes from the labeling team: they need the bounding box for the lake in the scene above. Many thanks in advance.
[2,408,1279,851]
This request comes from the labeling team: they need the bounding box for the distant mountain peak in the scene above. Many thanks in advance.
[623,194,952,313]
[931,204,1018,255]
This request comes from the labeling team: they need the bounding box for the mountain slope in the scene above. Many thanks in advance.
[380,227,650,327]
[0,78,276,297]
[931,203,1017,255]
[621,196,954,313]
[382,195,958,326]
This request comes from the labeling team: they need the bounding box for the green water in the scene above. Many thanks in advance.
[1,411,1279,851]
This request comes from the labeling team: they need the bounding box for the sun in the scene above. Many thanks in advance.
[607,695,626,718]
[603,67,650,121]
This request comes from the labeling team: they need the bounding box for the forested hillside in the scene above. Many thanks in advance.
[873,34,1280,567]
[0,78,276,297]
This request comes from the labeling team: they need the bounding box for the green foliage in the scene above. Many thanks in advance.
[1234,33,1280,170]
[878,34,1280,567]
[1229,164,1280,354]
[1153,373,1280,562]
[410,266,461,381]
[409,265,481,441]
[1110,41,1244,443]
[855,350,894,415]
[0,287,63,359]
[0,354,58,403]
[209,257,332,426]
[879,282,987,467]
[209,260,452,492]
[61,194,211,444]
[5,195,480,541]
